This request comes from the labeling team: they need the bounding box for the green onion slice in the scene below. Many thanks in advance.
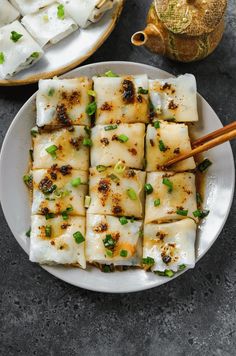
[127,188,137,200]
[138,87,148,94]
[176,209,188,216]
[57,4,65,19]
[142,257,155,266]
[26,228,31,238]
[119,217,128,225]
[120,249,128,257]
[106,249,113,257]
[114,161,126,174]
[144,183,153,195]
[153,121,160,129]
[197,159,212,172]
[45,212,55,220]
[104,70,119,77]
[48,88,55,96]
[83,138,92,146]
[104,124,118,131]
[162,178,173,192]
[154,198,160,206]
[108,173,120,183]
[84,196,91,208]
[71,177,81,187]
[103,234,116,249]
[117,134,129,143]
[159,140,166,152]
[193,209,210,219]
[46,145,58,159]
[86,101,97,116]
[10,31,23,42]
[0,52,5,64]
[45,225,52,238]
[73,231,85,244]
[87,90,96,97]
[31,52,39,58]
[96,165,107,172]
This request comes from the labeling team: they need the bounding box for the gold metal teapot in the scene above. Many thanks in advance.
[131,0,227,62]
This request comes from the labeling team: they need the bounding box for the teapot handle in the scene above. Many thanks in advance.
[131,24,166,55]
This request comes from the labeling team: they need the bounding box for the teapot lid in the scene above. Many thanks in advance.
[155,0,227,36]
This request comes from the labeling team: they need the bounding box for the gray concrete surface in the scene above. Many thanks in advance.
[0,1,235,355]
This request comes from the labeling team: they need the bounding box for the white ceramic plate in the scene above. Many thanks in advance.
[0,62,234,293]
[0,1,123,86]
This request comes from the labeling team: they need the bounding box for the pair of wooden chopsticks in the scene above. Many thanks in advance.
[165,121,236,168]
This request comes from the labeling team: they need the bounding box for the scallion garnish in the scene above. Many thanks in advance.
[142,257,155,266]
[10,31,23,42]
[45,212,55,220]
[87,90,96,97]
[26,228,31,238]
[127,188,137,200]
[31,52,39,59]
[108,173,120,183]
[61,205,73,220]
[196,192,203,205]
[31,127,38,137]
[162,178,173,192]
[154,198,160,206]
[114,161,126,174]
[106,249,113,257]
[23,174,32,189]
[71,177,81,187]
[45,225,52,238]
[73,231,85,244]
[57,4,65,19]
[105,70,119,77]
[119,216,128,225]
[153,121,160,129]
[29,149,34,161]
[179,264,186,271]
[83,138,92,146]
[103,234,116,249]
[84,126,91,136]
[193,209,210,219]
[159,140,166,152]
[118,134,129,143]
[103,265,111,273]
[104,124,118,131]
[176,209,188,216]
[138,87,148,94]
[0,52,5,64]
[144,183,153,195]
[96,165,107,172]
[197,159,212,172]
[48,88,55,96]
[120,249,128,257]
[46,145,58,159]
[84,196,91,208]
[164,270,175,277]
[86,101,97,116]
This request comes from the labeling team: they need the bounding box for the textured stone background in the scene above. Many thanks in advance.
[0,1,235,355]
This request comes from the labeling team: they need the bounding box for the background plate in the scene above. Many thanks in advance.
[0,1,124,86]
[0,61,234,293]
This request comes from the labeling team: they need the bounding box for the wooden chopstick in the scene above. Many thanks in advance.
[97,0,107,9]
[192,121,236,147]
[164,125,236,168]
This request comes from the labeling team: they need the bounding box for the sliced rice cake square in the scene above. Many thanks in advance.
[86,214,143,266]
[143,219,196,273]
[91,123,145,169]
[32,168,88,216]
[88,167,146,218]
[21,3,78,47]
[145,172,197,224]
[10,0,54,15]
[149,74,198,122]
[36,77,92,127]
[0,0,20,27]
[30,215,86,268]
[146,122,196,171]
[93,74,149,124]
[33,126,90,171]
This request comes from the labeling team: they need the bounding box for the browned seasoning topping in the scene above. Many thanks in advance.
[162,255,172,264]
[94,223,108,233]
[125,169,136,178]
[41,207,49,215]
[169,243,176,248]
[128,148,137,156]
[168,100,178,110]
[59,246,64,250]
[111,134,118,141]
[69,136,82,150]
[112,206,123,214]
[39,177,53,193]
[161,83,171,91]
[61,91,80,105]
[137,95,143,103]
[50,241,55,245]
[101,102,112,111]
[56,103,72,126]
[171,89,176,94]
[150,139,155,147]
[67,126,75,132]
[50,171,57,180]
[174,147,180,154]
[98,179,111,194]
[100,137,109,146]
[122,79,135,104]
[156,231,166,240]
[61,223,70,229]
[59,165,72,176]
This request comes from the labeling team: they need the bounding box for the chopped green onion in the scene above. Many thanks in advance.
[106,249,113,257]
[176,209,188,216]
[164,270,175,277]
[26,228,31,238]
[153,121,160,129]
[138,87,148,94]
[114,161,126,174]
[87,90,96,97]
[178,264,186,271]
[23,174,32,189]
[31,52,39,59]
[130,216,135,223]
[117,134,129,143]
[103,265,112,273]
[57,4,65,19]
[46,145,58,159]
[154,198,161,207]
[104,124,118,131]
[142,257,155,266]
[149,100,155,112]
[73,231,85,244]
[159,140,166,152]
[96,165,107,172]
[120,250,128,257]
[45,213,55,220]
[162,178,173,192]
[127,188,137,200]
[119,216,128,225]
[29,149,34,161]
[84,196,91,208]
[71,177,81,187]
[83,138,92,146]
[108,173,120,183]
[196,192,203,205]
[84,126,91,137]
[61,205,73,220]
[86,101,97,116]
[197,159,212,172]
[48,88,55,96]
[105,70,119,77]
[0,52,5,64]
[31,128,38,137]
[193,209,210,219]
[53,188,70,198]
[144,183,153,195]
[45,225,52,238]
[10,31,23,42]
[103,234,116,249]
[42,184,57,195]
